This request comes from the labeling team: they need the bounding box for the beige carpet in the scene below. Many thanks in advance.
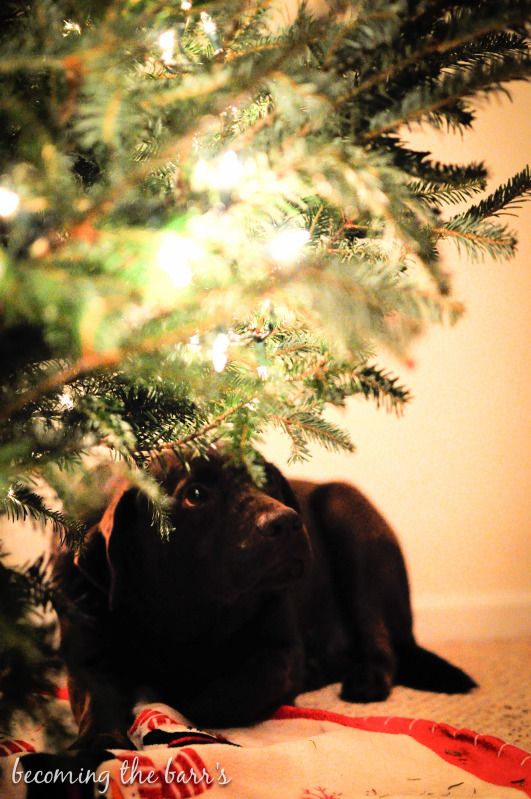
[297,638,531,752]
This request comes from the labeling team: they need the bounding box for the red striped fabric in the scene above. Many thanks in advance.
[113,748,213,797]
[129,708,182,736]
[0,739,36,756]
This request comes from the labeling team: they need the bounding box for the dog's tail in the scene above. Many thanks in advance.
[396,643,477,694]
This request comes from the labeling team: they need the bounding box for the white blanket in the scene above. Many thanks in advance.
[1,703,530,798]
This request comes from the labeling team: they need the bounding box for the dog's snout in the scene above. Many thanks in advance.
[257,507,301,538]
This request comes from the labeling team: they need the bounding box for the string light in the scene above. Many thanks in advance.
[63,20,81,36]
[193,150,245,193]
[257,365,268,380]
[192,159,210,188]
[211,333,230,373]
[58,389,74,410]
[158,29,176,65]
[188,334,202,355]
[268,228,310,265]
[215,150,244,191]
[181,0,192,9]
[7,487,15,500]
[157,232,200,288]
[200,11,222,55]
[0,187,20,219]
[200,12,217,36]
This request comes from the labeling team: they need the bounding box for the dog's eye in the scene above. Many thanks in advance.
[182,483,211,508]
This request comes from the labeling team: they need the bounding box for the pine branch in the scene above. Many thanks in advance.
[170,400,252,450]
[297,358,411,415]
[354,365,411,413]
[377,140,489,186]
[434,167,531,260]
[456,166,531,222]
[0,549,68,741]
[0,482,84,543]
[335,2,531,111]
[127,466,175,540]
[270,410,355,463]
[17,554,55,610]
[362,49,531,139]
[0,317,211,423]
[409,176,487,208]
[434,220,517,260]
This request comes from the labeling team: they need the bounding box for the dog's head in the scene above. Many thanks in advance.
[76,451,311,616]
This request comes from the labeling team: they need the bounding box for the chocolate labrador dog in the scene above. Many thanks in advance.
[53,450,476,749]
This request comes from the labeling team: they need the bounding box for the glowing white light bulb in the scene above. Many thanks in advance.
[211,333,230,373]
[158,29,176,64]
[257,365,268,380]
[268,228,310,265]
[157,233,199,288]
[63,19,81,36]
[200,12,217,35]
[188,334,202,355]
[216,150,244,190]
[181,0,192,9]
[192,150,245,193]
[58,389,74,410]
[0,187,20,219]
[192,159,209,187]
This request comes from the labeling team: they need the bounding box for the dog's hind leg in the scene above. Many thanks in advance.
[304,481,414,703]
[295,479,477,699]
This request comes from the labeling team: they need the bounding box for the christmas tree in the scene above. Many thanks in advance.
[0,0,530,738]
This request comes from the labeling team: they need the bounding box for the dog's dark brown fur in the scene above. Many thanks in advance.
[53,451,476,750]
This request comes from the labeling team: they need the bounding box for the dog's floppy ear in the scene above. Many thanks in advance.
[75,480,141,607]
[75,527,111,595]
[263,462,301,512]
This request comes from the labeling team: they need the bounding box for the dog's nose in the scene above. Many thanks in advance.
[256,507,301,538]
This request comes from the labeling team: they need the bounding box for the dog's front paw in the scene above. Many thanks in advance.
[340,663,393,703]
[69,730,135,752]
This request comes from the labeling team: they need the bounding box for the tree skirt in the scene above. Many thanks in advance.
[1,702,530,798]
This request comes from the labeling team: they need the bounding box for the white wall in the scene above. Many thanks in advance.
[260,83,531,641]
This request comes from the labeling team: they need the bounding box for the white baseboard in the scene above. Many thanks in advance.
[413,591,531,642]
